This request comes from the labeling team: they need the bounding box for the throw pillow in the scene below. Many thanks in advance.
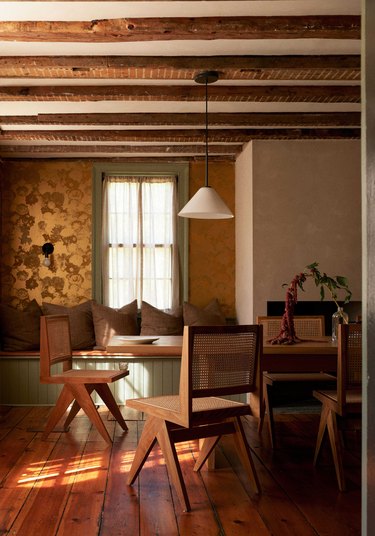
[183,298,226,326]
[42,300,96,350]
[0,299,42,351]
[140,301,183,336]
[91,300,139,348]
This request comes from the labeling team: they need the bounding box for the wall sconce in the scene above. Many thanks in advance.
[42,242,54,267]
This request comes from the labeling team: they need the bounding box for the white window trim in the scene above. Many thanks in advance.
[92,162,189,305]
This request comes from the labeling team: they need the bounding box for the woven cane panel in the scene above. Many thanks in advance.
[47,317,72,364]
[259,316,324,339]
[138,395,244,417]
[346,324,362,387]
[191,331,257,392]
[139,395,180,412]
[192,397,244,412]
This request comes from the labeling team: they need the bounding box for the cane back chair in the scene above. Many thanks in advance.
[40,314,129,444]
[126,324,262,511]
[257,315,336,448]
[313,322,362,491]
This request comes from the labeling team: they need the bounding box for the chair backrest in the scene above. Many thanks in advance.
[178,324,262,427]
[257,315,325,339]
[40,314,73,381]
[337,323,362,411]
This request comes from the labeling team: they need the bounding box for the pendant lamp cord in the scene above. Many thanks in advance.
[205,78,209,188]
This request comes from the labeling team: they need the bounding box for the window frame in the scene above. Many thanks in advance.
[92,162,189,306]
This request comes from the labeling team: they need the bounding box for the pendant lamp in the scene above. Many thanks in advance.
[178,71,234,219]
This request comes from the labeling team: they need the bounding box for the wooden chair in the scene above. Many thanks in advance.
[126,324,262,512]
[258,315,326,340]
[40,314,129,444]
[313,322,362,491]
[257,315,336,448]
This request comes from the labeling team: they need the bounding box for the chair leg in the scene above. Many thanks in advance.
[313,404,329,465]
[127,415,160,485]
[326,410,346,491]
[232,416,261,493]
[265,383,276,448]
[67,383,113,444]
[258,384,266,434]
[194,436,221,472]
[63,385,97,429]
[157,420,191,512]
[94,383,128,431]
[42,385,75,439]
[63,398,85,429]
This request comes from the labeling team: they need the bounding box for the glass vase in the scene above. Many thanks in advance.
[331,307,349,343]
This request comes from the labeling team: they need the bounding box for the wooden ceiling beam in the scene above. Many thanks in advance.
[0,156,233,163]
[0,85,360,103]
[0,55,360,81]
[0,144,243,155]
[0,16,360,42]
[0,128,360,142]
[0,112,360,127]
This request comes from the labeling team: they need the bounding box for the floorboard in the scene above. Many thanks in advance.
[0,406,361,536]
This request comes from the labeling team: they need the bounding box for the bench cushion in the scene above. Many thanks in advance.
[91,300,139,347]
[140,301,183,336]
[0,299,42,351]
[42,300,96,350]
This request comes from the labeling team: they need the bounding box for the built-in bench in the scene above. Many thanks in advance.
[0,350,182,406]
[0,299,234,405]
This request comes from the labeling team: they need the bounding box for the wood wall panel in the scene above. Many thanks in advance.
[0,357,182,405]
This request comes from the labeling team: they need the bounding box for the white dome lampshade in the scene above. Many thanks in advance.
[178,186,233,219]
[178,70,234,220]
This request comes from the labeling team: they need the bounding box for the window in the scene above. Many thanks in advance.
[93,163,189,309]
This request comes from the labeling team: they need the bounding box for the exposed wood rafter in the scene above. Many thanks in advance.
[0,4,362,161]
[0,16,361,42]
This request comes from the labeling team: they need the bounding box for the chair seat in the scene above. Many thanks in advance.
[127,394,249,416]
[313,389,362,405]
[263,372,336,385]
[45,368,129,384]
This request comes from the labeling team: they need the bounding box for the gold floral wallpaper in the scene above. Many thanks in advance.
[188,161,235,318]
[0,161,93,308]
[0,159,235,317]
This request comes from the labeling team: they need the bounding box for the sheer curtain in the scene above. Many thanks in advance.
[102,175,179,310]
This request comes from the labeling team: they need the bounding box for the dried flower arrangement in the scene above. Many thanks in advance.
[270,262,352,345]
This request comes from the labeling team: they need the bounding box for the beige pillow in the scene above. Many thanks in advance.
[42,300,96,350]
[0,299,42,351]
[183,299,226,326]
[91,300,139,348]
[140,301,183,336]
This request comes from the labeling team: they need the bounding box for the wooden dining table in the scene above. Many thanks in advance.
[254,335,338,415]
[107,334,337,369]
[106,335,183,357]
[106,334,338,415]
[261,336,337,372]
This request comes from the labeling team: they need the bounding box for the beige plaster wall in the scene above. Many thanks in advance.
[235,142,254,323]
[250,140,361,318]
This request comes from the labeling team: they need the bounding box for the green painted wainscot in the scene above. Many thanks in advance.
[0,353,182,406]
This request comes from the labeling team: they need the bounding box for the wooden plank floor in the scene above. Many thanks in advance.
[0,405,361,536]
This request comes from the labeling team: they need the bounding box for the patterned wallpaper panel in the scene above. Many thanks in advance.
[0,160,235,317]
[0,161,93,308]
[188,161,235,318]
